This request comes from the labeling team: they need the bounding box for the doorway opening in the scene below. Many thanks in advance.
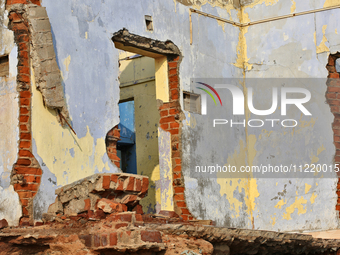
[117,50,160,212]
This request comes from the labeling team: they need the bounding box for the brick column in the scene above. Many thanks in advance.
[158,56,194,221]
[325,53,340,217]
[7,4,42,226]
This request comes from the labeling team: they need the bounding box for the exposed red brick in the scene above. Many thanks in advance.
[84,199,91,211]
[109,232,117,246]
[107,152,120,161]
[174,187,185,193]
[102,175,110,189]
[174,158,181,165]
[93,235,100,247]
[125,176,135,191]
[327,93,337,99]
[181,215,188,221]
[20,107,29,115]
[18,66,30,75]
[181,208,190,215]
[7,0,29,4]
[173,171,181,179]
[17,191,34,199]
[16,158,31,166]
[160,116,175,124]
[20,98,30,106]
[19,115,29,123]
[159,104,170,110]
[20,199,28,206]
[20,124,28,131]
[19,216,30,225]
[176,201,187,208]
[174,193,185,201]
[329,73,340,79]
[23,175,37,183]
[14,183,39,192]
[160,123,169,130]
[0,219,8,229]
[141,178,149,194]
[329,87,340,93]
[169,129,179,135]
[160,110,168,117]
[114,223,128,229]
[113,128,120,137]
[116,179,124,191]
[22,207,29,216]
[16,34,29,43]
[173,166,181,173]
[30,0,41,5]
[14,166,42,175]
[18,57,29,67]
[109,213,132,223]
[132,204,144,214]
[135,178,142,191]
[20,132,31,140]
[172,151,181,158]
[141,230,162,243]
[18,149,33,157]
[8,12,22,21]
[169,69,177,76]
[169,75,178,83]
[170,81,179,89]
[101,234,108,247]
[80,235,92,247]
[20,90,31,98]
[168,62,177,69]
[111,174,118,183]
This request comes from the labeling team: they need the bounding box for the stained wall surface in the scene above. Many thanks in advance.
[1,0,339,231]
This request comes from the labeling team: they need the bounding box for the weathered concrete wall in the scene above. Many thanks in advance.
[0,0,22,226]
[183,0,340,232]
[1,0,339,231]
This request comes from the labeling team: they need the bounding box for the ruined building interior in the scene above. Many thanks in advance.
[2,0,340,254]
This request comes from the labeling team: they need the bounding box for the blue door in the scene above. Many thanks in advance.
[117,101,137,174]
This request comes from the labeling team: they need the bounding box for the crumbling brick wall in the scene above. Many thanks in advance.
[6,0,70,225]
[159,55,194,220]
[106,126,121,168]
[7,5,43,225]
[326,53,340,218]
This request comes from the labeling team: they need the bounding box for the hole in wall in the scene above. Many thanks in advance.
[183,91,201,114]
[0,55,9,77]
[336,58,340,73]
[145,15,153,31]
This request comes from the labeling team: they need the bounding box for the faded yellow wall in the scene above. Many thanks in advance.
[119,52,161,213]
[31,67,113,186]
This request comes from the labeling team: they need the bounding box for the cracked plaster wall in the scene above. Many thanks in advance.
[1,0,339,231]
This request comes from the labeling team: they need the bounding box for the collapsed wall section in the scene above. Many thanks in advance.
[5,2,70,225]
